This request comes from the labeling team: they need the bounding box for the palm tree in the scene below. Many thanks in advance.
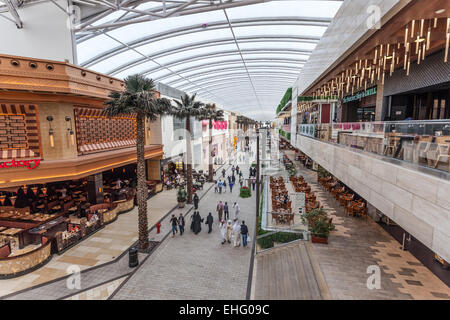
[171,93,205,204]
[200,103,224,182]
[104,74,171,251]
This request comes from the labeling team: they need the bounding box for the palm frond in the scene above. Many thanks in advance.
[171,93,205,120]
[103,74,167,121]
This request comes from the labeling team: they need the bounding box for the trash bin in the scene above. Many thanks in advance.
[129,247,139,268]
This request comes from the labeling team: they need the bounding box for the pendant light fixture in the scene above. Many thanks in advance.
[445,18,450,63]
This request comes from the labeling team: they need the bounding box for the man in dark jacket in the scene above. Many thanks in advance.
[224,202,229,220]
[240,221,249,247]
[222,168,226,178]
[178,213,185,236]
[206,212,214,233]
[170,214,178,237]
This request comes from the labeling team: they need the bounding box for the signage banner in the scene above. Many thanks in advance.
[343,87,377,103]
[0,158,41,170]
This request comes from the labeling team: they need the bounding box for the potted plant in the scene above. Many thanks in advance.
[177,188,187,208]
[309,217,333,244]
[239,186,251,198]
[301,208,334,244]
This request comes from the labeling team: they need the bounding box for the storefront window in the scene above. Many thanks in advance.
[357,107,376,122]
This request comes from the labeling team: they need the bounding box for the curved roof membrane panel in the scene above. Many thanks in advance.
[76,0,343,120]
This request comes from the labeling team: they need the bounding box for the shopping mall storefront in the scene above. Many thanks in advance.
[341,87,377,122]
[0,55,163,278]
[383,50,450,121]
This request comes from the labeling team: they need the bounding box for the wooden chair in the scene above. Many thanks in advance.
[384,133,400,157]
[428,137,450,170]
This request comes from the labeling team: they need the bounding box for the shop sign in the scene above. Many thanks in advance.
[212,120,228,130]
[343,87,377,103]
[0,158,41,170]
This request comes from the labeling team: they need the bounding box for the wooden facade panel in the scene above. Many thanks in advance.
[74,107,137,155]
[0,104,40,159]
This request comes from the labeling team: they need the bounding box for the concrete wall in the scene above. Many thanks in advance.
[296,134,450,262]
[0,0,75,63]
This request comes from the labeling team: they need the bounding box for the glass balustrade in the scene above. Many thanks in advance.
[298,120,450,173]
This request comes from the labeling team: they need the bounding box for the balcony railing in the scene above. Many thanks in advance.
[298,120,450,174]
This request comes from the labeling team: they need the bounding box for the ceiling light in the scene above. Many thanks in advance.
[435,9,445,14]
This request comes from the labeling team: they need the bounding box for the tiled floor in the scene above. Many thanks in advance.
[112,153,257,300]
[284,150,450,300]
[64,276,128,300]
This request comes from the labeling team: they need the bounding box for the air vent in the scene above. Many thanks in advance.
[11,60,20,67]
[46,64,54,71]
[29,62,38,69]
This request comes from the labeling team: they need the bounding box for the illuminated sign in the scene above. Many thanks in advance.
[0,158,41,170]
[343,87,377,103]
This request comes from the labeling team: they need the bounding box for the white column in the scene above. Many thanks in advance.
[290,86,298,146]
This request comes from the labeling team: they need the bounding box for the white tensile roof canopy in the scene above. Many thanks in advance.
[71,0,343,120]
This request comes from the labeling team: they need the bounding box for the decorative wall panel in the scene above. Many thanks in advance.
[384,50,450,97]
[74,107,136,155]
[0,104,40,160]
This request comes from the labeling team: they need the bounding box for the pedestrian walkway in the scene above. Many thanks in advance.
[284,150,450,300]
[0,164,224,299]
[112,160,257,299]
[253,241,326,300]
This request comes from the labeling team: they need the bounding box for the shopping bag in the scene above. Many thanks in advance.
[247,235,252,243]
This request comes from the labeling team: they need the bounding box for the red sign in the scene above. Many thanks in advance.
[0,158,41,170]
[213,120,227,130]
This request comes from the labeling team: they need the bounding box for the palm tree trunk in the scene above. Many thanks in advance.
[208,118,213,182]
[136,112,149,250]
[185,117,193,204]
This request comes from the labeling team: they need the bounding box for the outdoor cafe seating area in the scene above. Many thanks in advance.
[0,164,148,277]
[0,177,136,259]
[290,175,322,214]
[317,172,367,218]
[269,176,293,226]
[316,121,450,173]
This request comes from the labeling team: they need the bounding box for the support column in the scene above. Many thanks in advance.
[256,129,260,217]
[290,86,298,146]
[87,173,104,205]
[147,159,162,181]
[375,83,384,121]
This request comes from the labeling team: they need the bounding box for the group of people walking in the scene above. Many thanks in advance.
[169,163,250,247]
[219,219,249,247]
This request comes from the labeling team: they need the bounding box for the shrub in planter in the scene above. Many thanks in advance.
[300,208,327,225]
[301,208,334,244]
[177,188,187,208]
[239,186,251,198]
[309,218,333,244]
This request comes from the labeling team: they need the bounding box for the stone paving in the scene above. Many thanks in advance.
[0,163,226,299]
[285,150,450,300]
[65,276,128,300]
[112,154,257,300]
